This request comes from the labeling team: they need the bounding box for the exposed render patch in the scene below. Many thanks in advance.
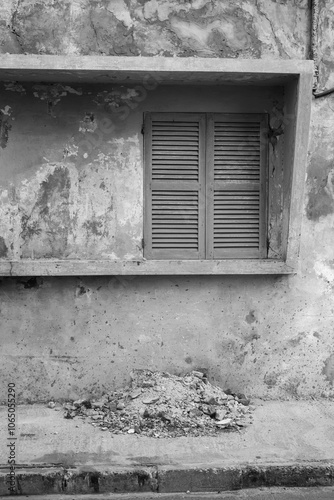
[322,353,334,385]
[79,113,97,133]
[4,82,26,93]
[0,106,12,148]
[93,88,140,114]
[33,84,82,116]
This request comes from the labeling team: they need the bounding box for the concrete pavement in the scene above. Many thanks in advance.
[0,400,334,495]
[9,487,334,499]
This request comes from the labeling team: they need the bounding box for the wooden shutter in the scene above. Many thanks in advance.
[144,113,205,259]
[206,114,268,259]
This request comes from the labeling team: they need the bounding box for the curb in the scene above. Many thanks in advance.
[0,462,333,496]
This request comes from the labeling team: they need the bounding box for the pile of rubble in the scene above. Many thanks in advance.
[58,370,254,438]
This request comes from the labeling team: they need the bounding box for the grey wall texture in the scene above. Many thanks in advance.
[0,0,334,402]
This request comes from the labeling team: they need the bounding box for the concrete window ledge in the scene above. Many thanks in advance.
[0,259,294,276]
[0,55,313,276]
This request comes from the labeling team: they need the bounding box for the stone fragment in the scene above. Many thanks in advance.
[91,400,106,408]
[216,418,232,426]
[157,411,173,422]
[116,401,125,410]
[188,408,202,418]
[127,428,135,434]
[73,399,91,408]
[64,410,76,419]
[238,398,250,406]
[142,381,155,388]
[204,396,218,405]
[143,396,160,404]
[215,409,227,421]
[84,409,97,416]
[48,401,56,408]
[130,388,142,399]
[191,370,204,378]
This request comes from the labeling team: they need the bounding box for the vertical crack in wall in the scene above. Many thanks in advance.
[10,0,24,52]
[254,0,289,57]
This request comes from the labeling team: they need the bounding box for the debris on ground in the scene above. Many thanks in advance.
[58,370,254,438]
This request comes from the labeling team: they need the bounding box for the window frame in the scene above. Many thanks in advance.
[0,55,313,275]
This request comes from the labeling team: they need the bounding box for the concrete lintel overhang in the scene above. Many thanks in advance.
[0,54,314,85]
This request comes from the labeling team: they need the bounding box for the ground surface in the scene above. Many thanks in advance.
[12,487,334,499]
[1,400,334,467]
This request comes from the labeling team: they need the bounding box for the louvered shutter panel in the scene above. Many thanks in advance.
[206,114,268,259]
[144,113,205,259]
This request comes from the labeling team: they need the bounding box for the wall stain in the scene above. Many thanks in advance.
[20,166,71,258]
[0,106,12,148]
[322,353,334,385]
[264,372,279,388]
[16,277,42,289]
[83,217,106,237]
[245,310,256,324]
[0,237,8,257]
[306,157,334,221]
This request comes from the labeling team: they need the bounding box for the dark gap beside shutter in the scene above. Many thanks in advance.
[144,113,206,259]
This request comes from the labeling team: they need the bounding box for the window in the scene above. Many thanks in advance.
[0,55,313,275]
[144,112,268,260]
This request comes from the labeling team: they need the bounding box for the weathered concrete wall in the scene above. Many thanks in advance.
[1,0,334,402]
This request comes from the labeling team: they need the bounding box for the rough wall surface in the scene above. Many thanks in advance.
[1,0,334,402]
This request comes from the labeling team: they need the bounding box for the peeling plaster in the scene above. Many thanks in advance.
[4,82,26,93]
[33,84,82,116]
[79,113,97,133]
[0,106,13,148]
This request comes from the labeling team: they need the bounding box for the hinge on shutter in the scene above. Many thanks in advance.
[141,238,145,249]
[141,122,145,135]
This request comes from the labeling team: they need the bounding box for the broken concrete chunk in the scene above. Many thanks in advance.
[215,409,227,421]
[130,388,142,399]
[191,370,204,378]
[143,396,160,404]
[216,418,232,426]
[91,401,106,409]
[203,396,218,405]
